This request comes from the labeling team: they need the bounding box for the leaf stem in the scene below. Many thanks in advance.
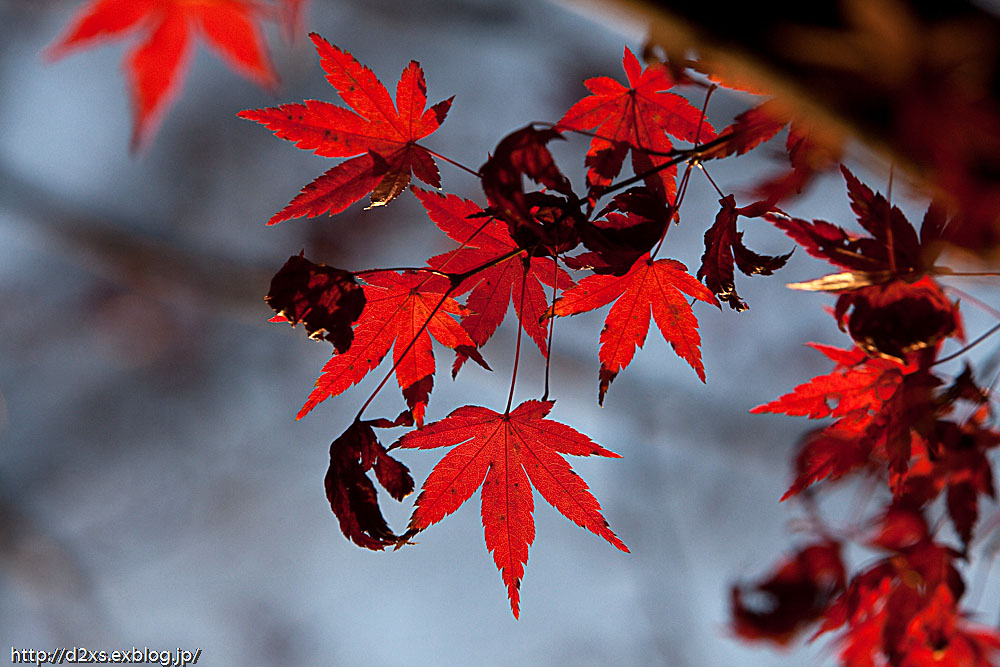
[887,162,894,206]
[935,268,1000,277]
[505,260,531,414]
[932,322,1000,367]
[415,213,498,289]
[942,285,1000,321]
[594,131,738,199]
[451,247,525,286]
[649,166,690,261]
[542,255,559,401]
[417,144,481,178]
[355,267,449,278]
[697,162,726,199]
[693,84,716,146]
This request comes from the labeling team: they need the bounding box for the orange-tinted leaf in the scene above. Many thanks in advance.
[240,34,452,223]
[552,253,718,404]
[48,0,287,149]
[393,400,627,618]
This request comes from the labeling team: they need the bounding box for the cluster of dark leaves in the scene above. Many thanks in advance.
[733,510,1000,665]
[736,172,1000,664]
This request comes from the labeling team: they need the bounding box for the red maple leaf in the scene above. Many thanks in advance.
[551,253,719,404]
[893,584,1000,667]
[702,99,789,160]
[827,508,1000,666]
[752,346,919,498]
[754,342,971,496]
[298,271,481,426]
[557,46,715,202]
[414,188,572,372]
[47,0,293,150]
[767,165,929,278]
[239,34,453,224]
[769,167,961,359]
[750,352,906,421]
[900,413,1000,550]
[392,400,628,618]
[781,423,873,501]
[752,345,916,483]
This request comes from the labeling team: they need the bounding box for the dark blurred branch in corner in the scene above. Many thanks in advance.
[0,162,275,325]
[566,0,1000,252]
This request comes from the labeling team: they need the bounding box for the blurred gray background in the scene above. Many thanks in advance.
[1,1,998,665]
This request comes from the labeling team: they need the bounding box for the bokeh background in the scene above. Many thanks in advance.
[2,1,998,665]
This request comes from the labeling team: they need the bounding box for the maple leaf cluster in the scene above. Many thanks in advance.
[37,0,1000,659]
[737,175,1000,663]
[243,39,745,617]
[235,34,1000,642]
[51,1,1000,647]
